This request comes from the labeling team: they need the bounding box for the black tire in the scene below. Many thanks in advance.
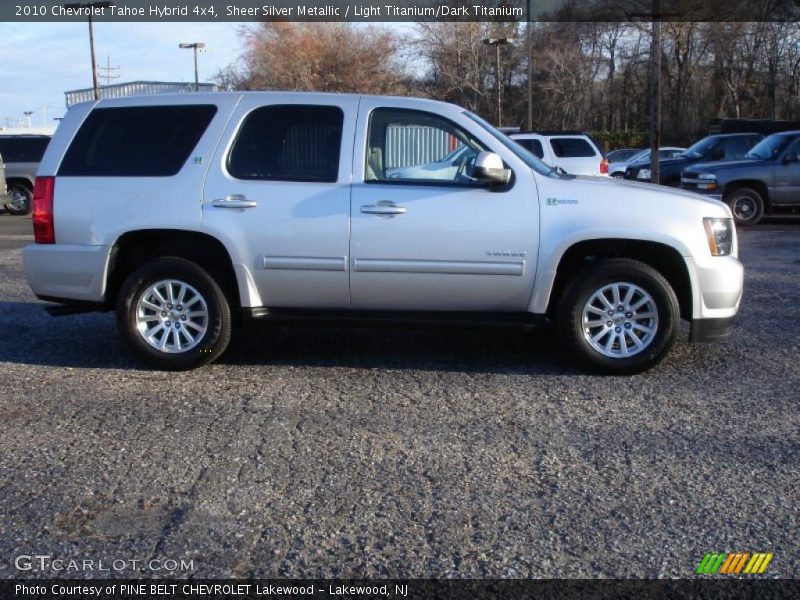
[557,258,680,374]
[725,187,765,226]
[4,183,32,216]
[116,257,232,370]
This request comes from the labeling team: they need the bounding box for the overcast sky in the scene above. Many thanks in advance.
[0,22,246,127]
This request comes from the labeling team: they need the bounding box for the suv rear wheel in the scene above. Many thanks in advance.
[557,258,680,374]
[4,183,32,216]
[117,257,231,370]
[726,187,765,226]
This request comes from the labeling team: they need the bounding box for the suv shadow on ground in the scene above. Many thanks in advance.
[0,300,584,375]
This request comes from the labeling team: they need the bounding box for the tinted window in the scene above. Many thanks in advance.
[550,137,596,158]
[366,108,486,185]
[228,105,343,183]
[515,138,544,159]
[0,137,49,163]
[59,106,216,177]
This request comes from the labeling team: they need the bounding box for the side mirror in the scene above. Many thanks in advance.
[472,151,511,185]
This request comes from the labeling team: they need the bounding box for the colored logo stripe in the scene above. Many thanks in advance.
[696,552,773,574]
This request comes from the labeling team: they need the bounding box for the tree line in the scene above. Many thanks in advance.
[218,21,800,148]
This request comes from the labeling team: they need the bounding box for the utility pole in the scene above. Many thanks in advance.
[64,2,114,100]
[179,42,206,91]
[98,55,120,86]
[526,0,533,131]
[483,37,514,128]
[649,0,661,184]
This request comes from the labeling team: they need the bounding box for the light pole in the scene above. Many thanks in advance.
[526,0,533,131]
[64,2,114,101]
[179,42,206,91]
[23,111,34,128]
[483,37,514,127]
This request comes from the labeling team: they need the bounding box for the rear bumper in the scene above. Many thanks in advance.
[690,316,735,342]
[22,243,111,303]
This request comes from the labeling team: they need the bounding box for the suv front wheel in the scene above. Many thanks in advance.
[117,257,232,370]
[558,258,680,374]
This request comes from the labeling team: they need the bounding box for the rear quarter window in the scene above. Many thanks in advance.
[0,137,50,163]
[514,138,544,159]
[550,137,597,158]
[58,105,217,177]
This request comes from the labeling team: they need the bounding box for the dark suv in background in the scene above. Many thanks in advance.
[0,135,51,215]
[681,131,800,226]
[624,133,763,186]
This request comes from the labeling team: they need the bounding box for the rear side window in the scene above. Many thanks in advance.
[550,137,597,158]
[228,105,343,183]
[0,137,50,163]
[515,138,544,159]
[59,105,217,177]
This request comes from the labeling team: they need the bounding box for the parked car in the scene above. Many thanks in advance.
[510,131,608,176]
[681,131,800,226]
[609,147,686,178]
[24,93,743,374]
[624,133,763,186]
[605,148,641,163]
[386,144,477,181]
[0,135,51,215]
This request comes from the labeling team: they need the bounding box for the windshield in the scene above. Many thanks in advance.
[628,149,650,163]
[464,111,557,177]
[684,137,719,159]
[746,135,794,160]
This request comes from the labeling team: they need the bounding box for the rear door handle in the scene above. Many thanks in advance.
[361,201,406,215]
[212,194,257,209]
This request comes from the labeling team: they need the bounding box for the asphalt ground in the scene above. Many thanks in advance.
[0,214,797,579]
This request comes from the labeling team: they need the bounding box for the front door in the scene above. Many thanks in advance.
[202,95,357,308]
[349,102,539,311]
[774,140,800,206]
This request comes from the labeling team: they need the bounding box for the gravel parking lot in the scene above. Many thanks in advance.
[0,214,797,579]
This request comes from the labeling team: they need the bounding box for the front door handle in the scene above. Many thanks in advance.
[361,201,406,215]
[212,194,257,209]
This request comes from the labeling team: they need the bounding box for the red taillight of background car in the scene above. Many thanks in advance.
[32,176,55,244]
[600,158,609,174]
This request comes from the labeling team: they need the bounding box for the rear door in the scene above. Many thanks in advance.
[547,136,601,175]
[202,95,357,308]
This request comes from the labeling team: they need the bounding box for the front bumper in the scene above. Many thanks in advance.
[23,243,111,303]
[685,254,744,319]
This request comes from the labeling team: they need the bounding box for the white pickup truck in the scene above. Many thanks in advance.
[23,92,743,373]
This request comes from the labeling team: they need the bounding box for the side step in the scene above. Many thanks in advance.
[241,307,548,331]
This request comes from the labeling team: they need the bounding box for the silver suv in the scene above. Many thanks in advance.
[23,93,744,373]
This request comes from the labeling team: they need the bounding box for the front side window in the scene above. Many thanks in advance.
[59,106,217,177]
[365,108,486,185]
[228,105,343,183]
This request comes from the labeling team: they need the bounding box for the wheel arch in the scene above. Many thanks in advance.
[105,229,242,309]
[543,238,693,321]
[722,179,770,208]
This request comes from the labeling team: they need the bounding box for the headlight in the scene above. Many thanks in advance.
[637,169,651,180]
[703,217,733,256]
[696,173,717,190]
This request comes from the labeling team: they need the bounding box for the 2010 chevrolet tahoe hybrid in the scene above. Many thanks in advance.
[23,93,744,373]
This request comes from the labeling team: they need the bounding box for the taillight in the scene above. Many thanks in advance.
[600,158,609,174]
[32,176,55,244]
